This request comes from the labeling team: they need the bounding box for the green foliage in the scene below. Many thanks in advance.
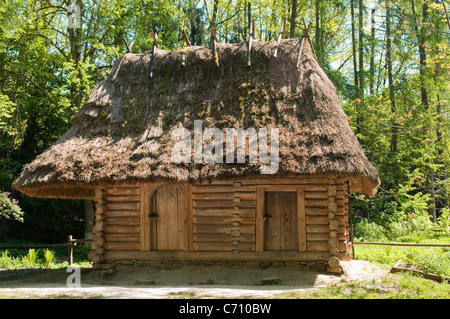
[437,208,450,234]
[281,273,450,299]
[0,245,91,269]
[23,249,37,268]
[355,235,450,277]
[354,218,386,241]
[43,249,55,268]
[0,192,24,222]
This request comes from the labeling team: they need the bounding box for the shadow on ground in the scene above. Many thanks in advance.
[0,261,387,298]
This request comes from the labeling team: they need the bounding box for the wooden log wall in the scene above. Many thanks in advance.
[192,182,256,253]
[91,186,141,264]
[191,177,350,257]
[92,177,351,266]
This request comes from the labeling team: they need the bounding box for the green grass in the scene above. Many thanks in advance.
[353,235,450,277]
[277,272,450,299]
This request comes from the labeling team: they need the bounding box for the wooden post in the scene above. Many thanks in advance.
[347,182,355,260]
[297,187,306,252]
[149,30,159,79]
[247,19,254,66]
[273,17,287,58]
[296,22,312,68]
[209,26,219,43]
[181,30,191,47]
[123,38,134,53]
[150,30,159,48]
[68,235,73,266]
[251,18,255,39]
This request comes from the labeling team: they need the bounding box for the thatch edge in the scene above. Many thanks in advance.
[14,172,379,200]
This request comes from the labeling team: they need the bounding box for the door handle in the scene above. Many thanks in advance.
[149,211,158,218]
[263,213,271,221]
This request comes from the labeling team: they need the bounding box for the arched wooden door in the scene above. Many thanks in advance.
[150,184,186,251]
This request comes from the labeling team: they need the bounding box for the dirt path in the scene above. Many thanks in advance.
[0,260,388,299]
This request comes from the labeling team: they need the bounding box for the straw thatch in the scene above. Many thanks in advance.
[13,37,380,199]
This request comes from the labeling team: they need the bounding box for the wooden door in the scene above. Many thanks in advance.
[264,191,299,251]
[151,184,185,250]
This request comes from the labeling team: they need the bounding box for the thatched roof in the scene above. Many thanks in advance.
[13,37,380,199]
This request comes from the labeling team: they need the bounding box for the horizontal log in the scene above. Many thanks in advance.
[307,233,330,241]
[194,242,256,252]
[104,224,139,234]
[305,190,344,199]
[307,225,346,234]
[104,241,140,251]
[241,179,331,185]
[305,199,344,207]
[390,264,450,283]
[194,224,255,235]
[307,241,330,252]
[106,201,140,211]
[193,208,255,217]
[105,195,140,202]
[104,210,140,218]
[306,216,329,225]
[193,192,234,200]
[105,187,140,195]
[105,217,140,226]
[193,200,256,208]
[193,185,257,193]
[305,207,329,216]
[194,215,255,225]
[194,233,255,243]
[235,192,257,200]
[306,233,348,241]
[104,233,140,242]
[104,250,331,262]
[192,192,257,200]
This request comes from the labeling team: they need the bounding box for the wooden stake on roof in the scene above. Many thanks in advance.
[296,22,312,68]
[149,30,158,79]
[273,17,287,58]
[123,38,134,53]
[251,18,255,40]
[151,30,159,48]
[209,26,219,43]
[302,19,317,59]
[247,19,254,66]
[181,30,191,47]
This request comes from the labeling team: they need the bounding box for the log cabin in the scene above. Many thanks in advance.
[13,35,380,273]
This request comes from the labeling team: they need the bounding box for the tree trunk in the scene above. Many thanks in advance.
[358,0,364,97]
[386,0,397,154]
[369,6,377,95]
[411,0,429,109]
[247,1,252,37]
[350,0,358,92]
[290,0,298,38]
[411,0,436,221]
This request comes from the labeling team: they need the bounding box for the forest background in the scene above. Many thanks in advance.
[0,0,449,244]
